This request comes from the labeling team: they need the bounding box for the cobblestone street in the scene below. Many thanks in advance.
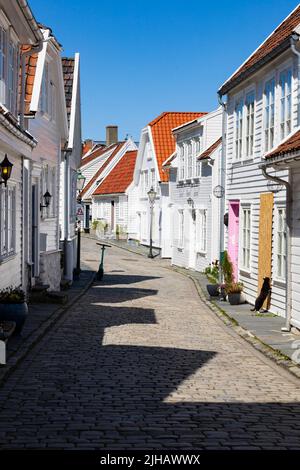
[0,238,300,450]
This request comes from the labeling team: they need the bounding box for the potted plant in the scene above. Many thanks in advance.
[0,287,28,334]
[226,282,245,305]
[116,224,120,240]
[205,261,220,297]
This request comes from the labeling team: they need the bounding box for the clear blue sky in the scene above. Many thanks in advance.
[29,0,298,142]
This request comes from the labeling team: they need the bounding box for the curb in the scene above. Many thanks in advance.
[0,271,96,387]
[166,265,300,381]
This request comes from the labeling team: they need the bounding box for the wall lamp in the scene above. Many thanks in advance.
[0,154,13,187]
[40,190,52,210]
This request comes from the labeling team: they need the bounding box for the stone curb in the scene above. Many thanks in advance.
[166,266,300,381]
[0,271,96,387]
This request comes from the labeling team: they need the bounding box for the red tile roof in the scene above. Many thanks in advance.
[265,129,300,159]
[80,142,126,199]
[219,5,300,95]
[149,112,206,182]
[93,150,137,196]
[62,57,75,125]
[198,137,222,160]
[20,46,38,115]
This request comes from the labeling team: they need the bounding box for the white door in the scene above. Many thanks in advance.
[188,210,196,269]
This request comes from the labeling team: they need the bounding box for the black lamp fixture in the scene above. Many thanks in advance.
[40,190,52,210]
[0,154,13,187]
[77,170,86,192]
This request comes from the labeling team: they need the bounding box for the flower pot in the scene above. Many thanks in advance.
[0,302,28,334]
[228,292,244,305]
[206,284,220,297]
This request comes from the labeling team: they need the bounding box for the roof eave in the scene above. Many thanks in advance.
[219,36,292,96]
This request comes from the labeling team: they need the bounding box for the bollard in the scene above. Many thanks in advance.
[96,243,111,280]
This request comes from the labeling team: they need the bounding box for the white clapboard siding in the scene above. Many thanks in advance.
[291,169,300,328]
[224,50,298,317]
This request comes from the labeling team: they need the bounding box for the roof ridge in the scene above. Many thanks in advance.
[148,111,205,127]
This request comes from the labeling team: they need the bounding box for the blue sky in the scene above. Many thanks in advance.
[29,0,298,141]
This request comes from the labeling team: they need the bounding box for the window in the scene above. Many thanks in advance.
[7,41,18,115]
[276,207,286,279]
[241,207,251,270]
[0,185,16,260]
[235,98,243,159]
[196,160,201,177]
[0,27,7,103]
[197,209,207,252]
[144,170,149,193]
[179,145,184,180]
[187,142,193,178]
[178,210,184,248]
[245,91,255,157]
[264,78,275,152]
[280,69,292,140]
[150,168,156,190]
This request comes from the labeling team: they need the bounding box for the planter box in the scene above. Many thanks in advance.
[206,284,220,297]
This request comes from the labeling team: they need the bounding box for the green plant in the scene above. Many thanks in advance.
[91,219,100,230]
[221,251,234,287]
[204,260,219,283]
[0,287,26,303]
[226,282,243,294]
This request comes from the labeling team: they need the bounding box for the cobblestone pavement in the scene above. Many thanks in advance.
[0,238,300,450]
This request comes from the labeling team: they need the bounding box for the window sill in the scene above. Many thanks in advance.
[231,158,254,167]
[197,250,207,256]
[273,278,286,288]
[0,253,17,265]
[239,268,251,278]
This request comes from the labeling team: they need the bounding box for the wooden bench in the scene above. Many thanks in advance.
[0,321,16,365]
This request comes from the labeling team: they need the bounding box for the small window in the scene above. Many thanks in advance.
[235,98,243,159]
[241,207,251,270]
[280,69,292,140]
[276,207,286,279]
[179,145,185,180]
[0,184,16,260]
[0,27,7,103]
[264,78,275,152]
[245,91,255,157]
[187,142,193,179]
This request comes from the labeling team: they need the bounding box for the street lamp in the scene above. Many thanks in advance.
[0,154,13,187]
[147,186,157,259]
[74,170,86,278]
[40,190,52,211]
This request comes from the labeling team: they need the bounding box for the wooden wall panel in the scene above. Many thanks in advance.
[258,192,274,310]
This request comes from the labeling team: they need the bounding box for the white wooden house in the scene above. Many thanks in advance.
[60,55,82,283]
[80,136,137,233]
[218,5,300,318]
[0,1,42,291]
[91,150,137,238]
[128,112,206,257]
[164,108,222,271]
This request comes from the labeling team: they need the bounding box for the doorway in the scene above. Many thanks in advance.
[111,200,115,231]
[228,200,240,281]
[31,184,39,281]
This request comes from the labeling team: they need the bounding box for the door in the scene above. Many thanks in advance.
[228,201,240,281]
[188,210,197,269]
[258,193,273,309]
[111,200,115,231]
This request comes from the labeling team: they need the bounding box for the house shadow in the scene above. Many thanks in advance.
[91,286,158,304]
[100,274,161,285]
[1,300,300,450]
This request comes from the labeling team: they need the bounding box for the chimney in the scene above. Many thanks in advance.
[106,126,118,146]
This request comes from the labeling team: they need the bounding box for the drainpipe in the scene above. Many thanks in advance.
[217,91,227,283]
[261,165,292,331]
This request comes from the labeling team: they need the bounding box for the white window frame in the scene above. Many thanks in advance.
[0,184,16,261]
[241,205,251,272]
[196,209,207,253]
[245,90,255,158]
[274,204,286,281]
[264,77,275,152]
[279,68,292,140]
[235,97,243,160]
[187,141,193,179]
[179,144,185,180]
[0,16,19,116]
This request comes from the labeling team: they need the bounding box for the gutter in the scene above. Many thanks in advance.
[260,164,292,331]
[17,0,43,43]
[217,91,227,283]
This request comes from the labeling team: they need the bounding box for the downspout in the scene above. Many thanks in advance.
[217,91,227,283]
[261,165,292,331]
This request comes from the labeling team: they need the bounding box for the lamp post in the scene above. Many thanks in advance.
[74,170,86,277]
[0,154,13,187]
[147,186,157,259]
